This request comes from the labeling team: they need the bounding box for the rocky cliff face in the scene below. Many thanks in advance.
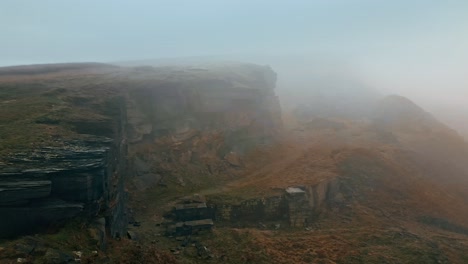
[126,64,280,147]
[208,177,339,227]
[0,109,128,238]
[0,62,282,239]
[125,64,282,188]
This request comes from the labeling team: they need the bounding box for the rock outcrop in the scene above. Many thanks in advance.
[126,64,281,150]
[209,177,340,227]
[0,136,128,238]
[0,62,282,239]
[125,63,283,187]
[0,181,51,206]
[0,64,129,239]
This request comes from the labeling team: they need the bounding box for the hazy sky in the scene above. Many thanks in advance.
[1,0,467,112]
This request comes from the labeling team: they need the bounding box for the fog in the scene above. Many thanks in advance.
[1,0,467,136]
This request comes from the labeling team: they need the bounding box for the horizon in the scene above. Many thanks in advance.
[1,0,467,136]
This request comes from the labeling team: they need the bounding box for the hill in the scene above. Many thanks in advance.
[1,63,468,263]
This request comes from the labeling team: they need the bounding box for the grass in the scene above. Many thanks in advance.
[0,71,125,159]
[3,63,468,263]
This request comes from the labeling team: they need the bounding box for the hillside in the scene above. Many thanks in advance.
[1,63,468,263]
[372,95,468,178]
[124,92,468,263]
[0,62,282,262]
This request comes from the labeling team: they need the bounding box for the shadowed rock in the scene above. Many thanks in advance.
[0,181,51,206]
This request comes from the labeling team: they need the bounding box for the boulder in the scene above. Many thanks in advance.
[224,152,243,167]
[88,217,107,250]
[44,248,74,264]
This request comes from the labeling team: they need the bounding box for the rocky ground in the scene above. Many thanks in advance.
[122,116,468,263]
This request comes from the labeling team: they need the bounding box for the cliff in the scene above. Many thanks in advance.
[3,63,468,263]
[0,62,282,240]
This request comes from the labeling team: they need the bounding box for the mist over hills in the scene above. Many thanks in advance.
[2,0,468,261]
[115,55,468,143]
[1,60,468,263]
[373,95,445,132]
[431,105,468,141]
[373,95,468,171]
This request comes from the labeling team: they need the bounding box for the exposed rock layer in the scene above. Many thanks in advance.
[0,62,282,238]
[209,177,339,227]
[0,137,127,238]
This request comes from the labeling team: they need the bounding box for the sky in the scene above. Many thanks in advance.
[1,0,467,131]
